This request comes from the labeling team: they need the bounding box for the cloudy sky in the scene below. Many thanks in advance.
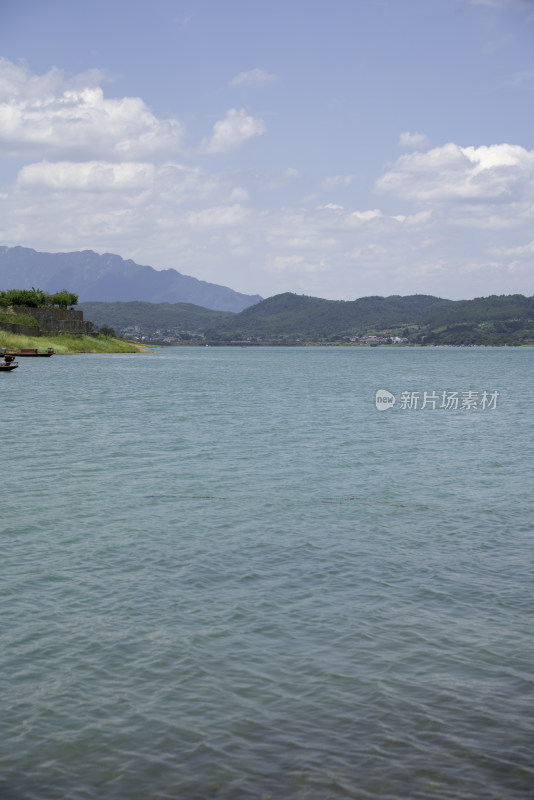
[1,0,533,300]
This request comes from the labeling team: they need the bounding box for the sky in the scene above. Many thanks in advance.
[1,0,533,301]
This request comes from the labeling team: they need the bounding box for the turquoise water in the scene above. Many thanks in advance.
[1,347,533,799]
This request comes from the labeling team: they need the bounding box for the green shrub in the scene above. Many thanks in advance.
[0,287,78,309]
[0,287,46,308]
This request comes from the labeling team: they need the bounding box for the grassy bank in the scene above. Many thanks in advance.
[0,330,139,354]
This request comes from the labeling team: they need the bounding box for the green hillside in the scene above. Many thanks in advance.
[420,294,534,345]
[205,292,534,345]
[79,293,534,346]
[78,300,234,338]
[205,293,453,341]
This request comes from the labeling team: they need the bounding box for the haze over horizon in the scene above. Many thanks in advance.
[1,0,533,302]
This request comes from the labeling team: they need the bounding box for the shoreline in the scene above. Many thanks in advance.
[0,331,139,354]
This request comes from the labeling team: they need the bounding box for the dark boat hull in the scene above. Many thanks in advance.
[7,348,54,357]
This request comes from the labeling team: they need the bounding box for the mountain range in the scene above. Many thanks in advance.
[0,246,262,312]
[206,292,534,345]
[2,245,533,346]
[78,292,534,346]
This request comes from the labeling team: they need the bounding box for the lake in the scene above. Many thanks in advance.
[1,346,533,799]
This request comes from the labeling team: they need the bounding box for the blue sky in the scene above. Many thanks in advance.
[1,0,533,300]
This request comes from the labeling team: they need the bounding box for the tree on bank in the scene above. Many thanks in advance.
[98,325,117,338]
[49,290,78,309]
[0,288,78,309]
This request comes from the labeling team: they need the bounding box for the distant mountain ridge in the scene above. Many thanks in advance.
[205,291,534,344]
[0,246,262,312]
[212,292,453,337]
[80,292,534,346]
[207,291,534,345]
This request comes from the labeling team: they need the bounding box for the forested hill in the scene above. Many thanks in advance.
[206,292,534,344]
[79,292,534,345]
[419,294,534,345]
[206,293,454,339]
[78,300,232,335]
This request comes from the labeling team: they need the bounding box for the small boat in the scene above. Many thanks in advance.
[0,351,19,371]
[7,348,54,357]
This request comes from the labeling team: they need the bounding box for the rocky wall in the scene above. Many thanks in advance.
[11,306,94,334]
[0,321,40,337]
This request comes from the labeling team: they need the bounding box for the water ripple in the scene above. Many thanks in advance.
[1,348,533,799]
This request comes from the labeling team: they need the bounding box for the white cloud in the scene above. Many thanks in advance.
[187,204,250,228]
[265,167,300,190]
[392,210,433,225]
[269,254,328,274]
[17,161,155,191]
[1,133,533,300]
[201,108,266,154]
[0,57,183,160]
[321,174,357,189]
[0,58,107,99]
[398,131,430,150]
[229,68,278,88]
[493,238,534,257]
[270,254,305,271]
[376,143,534,202]
[228,186,250,203]
[348,209,383,223]
[287,236,339,249]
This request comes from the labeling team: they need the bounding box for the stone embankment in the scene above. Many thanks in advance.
[1,306,94,337]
